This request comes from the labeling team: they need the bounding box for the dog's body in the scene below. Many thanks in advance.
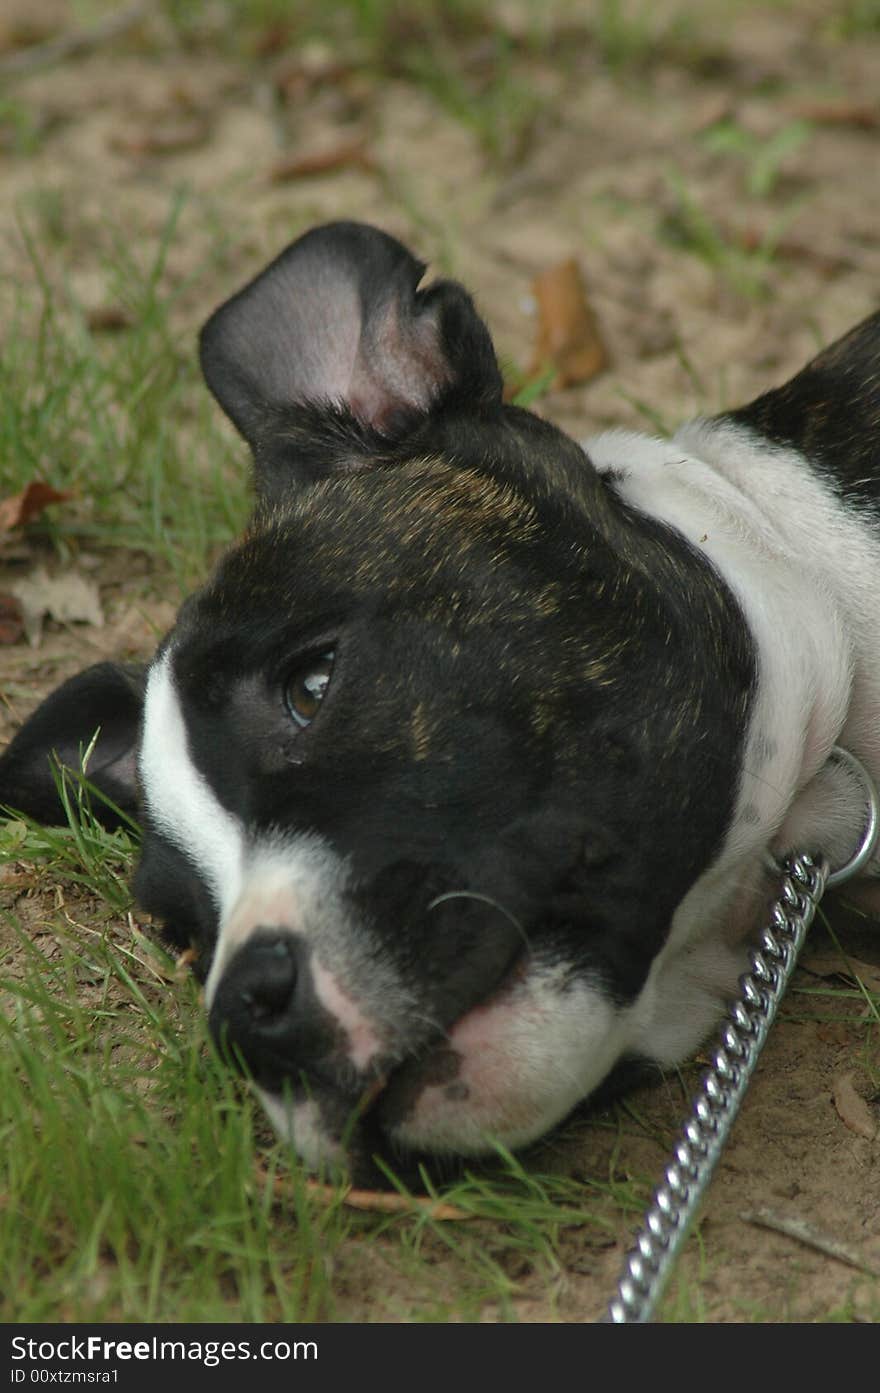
[2,222,879,1177]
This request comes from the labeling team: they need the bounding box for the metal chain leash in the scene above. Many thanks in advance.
[606,745,880,1324]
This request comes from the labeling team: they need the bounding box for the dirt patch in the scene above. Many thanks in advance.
[1,1,879,1322]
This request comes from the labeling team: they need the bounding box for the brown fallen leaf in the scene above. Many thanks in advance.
[253,21,293,58]
[0,592,24,645]
[11,566,104,646]
[0,861,40,889]
[816,1022,857,1047]
[86,305,133,333]
[268,137,376,182]
[790,101,880,130]
[0,20,57,56]
[109,118,210,158]
[0,481,72,534]
[832,1072,877,1140]
[799,951,880,996]
[274,56,357,103]
[529,258,608,389]
[737,226,853,276]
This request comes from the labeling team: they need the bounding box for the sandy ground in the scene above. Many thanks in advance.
[1,0,879,1321]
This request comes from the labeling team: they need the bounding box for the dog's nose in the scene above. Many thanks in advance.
[208,932,334,1086]
[230,934,296,1021]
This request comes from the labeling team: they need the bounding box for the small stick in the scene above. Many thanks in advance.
[742,1207,880,1278]
[300,1176,471,1221]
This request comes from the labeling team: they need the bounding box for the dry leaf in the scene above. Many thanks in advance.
[791,101,880,130]
[269,138,376,182]
[10,566,104,646]
[816,1022,857,1047]
[737,227,852,276]
[0,19,56,55]
[273,37,355,95]
[253,21,293,58]
[86,305,133,333]
[0,482,72,533]
[832,1072,877,1140]
[529,258,608,388]
[799,952,880,995]
[109,118,210,157]
[0,592,24,645]
[274,57,356,103]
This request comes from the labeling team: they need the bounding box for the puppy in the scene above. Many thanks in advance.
[2,221,879,1177]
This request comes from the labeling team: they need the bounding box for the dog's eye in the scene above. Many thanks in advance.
[284,651,335,728]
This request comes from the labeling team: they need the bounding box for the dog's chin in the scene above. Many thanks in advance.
[255,1058,551,1187]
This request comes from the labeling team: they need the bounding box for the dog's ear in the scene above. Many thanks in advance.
[722,311,880,501]
[199,221,503,497]
[0,662,146,829]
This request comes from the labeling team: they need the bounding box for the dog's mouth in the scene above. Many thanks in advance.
[253,947,532,1181]
[356,950,531,1144]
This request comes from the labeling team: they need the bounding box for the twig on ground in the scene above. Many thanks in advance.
[276,1174,471,1221]
[742,1207,880,1278]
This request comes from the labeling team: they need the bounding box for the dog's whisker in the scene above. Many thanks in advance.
[426,890,530,949]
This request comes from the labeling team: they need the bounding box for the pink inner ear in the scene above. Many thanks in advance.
[348,299,451,433]
[283,276,362,407]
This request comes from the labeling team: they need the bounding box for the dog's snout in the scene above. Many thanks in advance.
[208,931,336,1086]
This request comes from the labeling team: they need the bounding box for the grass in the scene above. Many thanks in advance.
[700,117,812,200]
[660,168,808,300]
[1,907,347,1321]
[590,0,702,71]
[827,0,880,37]
[1,198,249,594]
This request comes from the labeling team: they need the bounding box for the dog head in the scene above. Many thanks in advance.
[2,221,809,1176]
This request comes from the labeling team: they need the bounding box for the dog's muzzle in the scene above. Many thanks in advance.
[204,914,536,1176]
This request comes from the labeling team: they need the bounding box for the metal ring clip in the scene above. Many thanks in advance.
[824,745,880,888]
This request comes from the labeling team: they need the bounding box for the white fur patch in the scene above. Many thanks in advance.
[204,837,350,1001]
[674,417,880,837]
[258,1091,347,1172]
[311,959,384,1072]
[139,650,245,919]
